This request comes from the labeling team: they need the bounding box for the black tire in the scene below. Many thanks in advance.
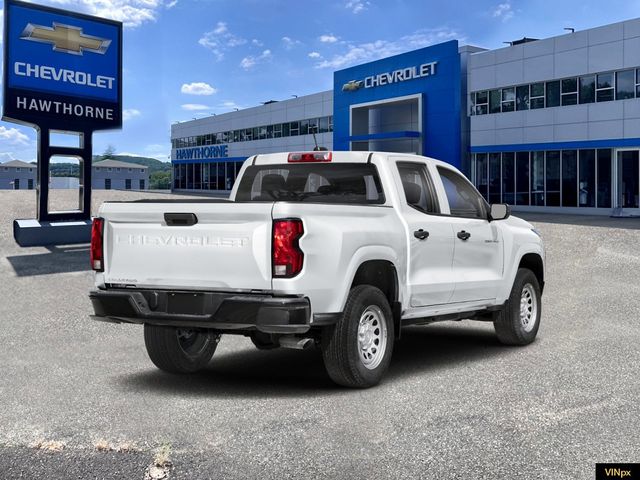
[321,285,394,388]
[494,268,542,346]
[143,325,220,373]
[250,332,279,350]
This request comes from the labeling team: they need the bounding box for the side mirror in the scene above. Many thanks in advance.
[490,203,511,221]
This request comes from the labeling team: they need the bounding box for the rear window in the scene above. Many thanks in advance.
[235,163,385,204]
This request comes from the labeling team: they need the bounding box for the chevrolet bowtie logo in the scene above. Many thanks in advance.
[342,80,363,92]
[20,23,111,55]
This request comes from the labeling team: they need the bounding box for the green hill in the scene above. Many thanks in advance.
[93,155,171,174]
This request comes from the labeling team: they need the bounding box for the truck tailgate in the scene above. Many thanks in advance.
[100,202,273,291]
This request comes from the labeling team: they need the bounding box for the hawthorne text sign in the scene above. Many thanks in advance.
[2,0,122,130]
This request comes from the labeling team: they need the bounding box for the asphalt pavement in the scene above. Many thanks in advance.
[0,189,638,479]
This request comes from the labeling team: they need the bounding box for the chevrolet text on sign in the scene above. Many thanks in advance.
[2,0,122,130]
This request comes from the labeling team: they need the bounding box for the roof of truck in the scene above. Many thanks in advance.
[251,151,448,167]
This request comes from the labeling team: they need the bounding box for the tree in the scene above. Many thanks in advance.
[150,171,172,190]
[101,145,116,159]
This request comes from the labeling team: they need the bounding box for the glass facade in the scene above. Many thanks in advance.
[173,161,244,190]
[471,149,613,208]
[470,68,640,115]
[172,115,333,149]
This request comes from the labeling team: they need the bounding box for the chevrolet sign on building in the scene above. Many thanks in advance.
[2,0,123,130]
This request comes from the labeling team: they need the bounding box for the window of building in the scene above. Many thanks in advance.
[274,123,282,138]
[16,167,21,172]
[328,116,333,131]
[125,179,132,190]
[107,168,112,172]
[597,149,612,208]
[96,167,100,171]
[502,152,515,204]
[489,89,501,113]
[501,87,515,112]
[290,121,300,136]
[475,91,489,115]
[475,153,488,200]
[128,168,132,172]
[116,168,121,172]
[28,179,34,190]
[579,75,595,104]
[29,168,33,172]
[561,150,578,207]
[579,149,596,207]
[531,151,545,206]
[488,153,501,204]
[140,169,144,173]
[616,69,635,100]
[300,119,310,135]
[515,151,530,205]
[105,178,111,190]
[546,151,561,206]
[546,81,560,108]
[516,86,529,111]
[561,78,578,105]
[13,179,20,190]
[266,125,274,139]
[282,122,290,137]
[530,83,545,109]
[596,72,615,102]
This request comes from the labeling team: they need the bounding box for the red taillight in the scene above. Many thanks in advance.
[90,217,104,272]
[272,219,304,277]
[288,151,332,163]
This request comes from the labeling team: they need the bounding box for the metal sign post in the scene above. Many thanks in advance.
[2,0,122,245]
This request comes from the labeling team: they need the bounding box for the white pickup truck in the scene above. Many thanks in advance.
[89,151,545,388]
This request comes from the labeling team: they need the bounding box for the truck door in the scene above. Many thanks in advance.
[433,165,504,304]
[395,161,456,306]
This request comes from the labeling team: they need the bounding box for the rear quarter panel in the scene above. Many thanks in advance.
[271,202,406,316]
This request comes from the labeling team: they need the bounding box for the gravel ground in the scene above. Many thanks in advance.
[0,189,638,479]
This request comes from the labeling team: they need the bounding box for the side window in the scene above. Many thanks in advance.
[437,167,487,219]
[397,162,440,214]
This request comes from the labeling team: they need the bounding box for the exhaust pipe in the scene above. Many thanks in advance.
[279,336,314,350]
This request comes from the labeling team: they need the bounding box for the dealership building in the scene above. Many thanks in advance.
[171,17,640,214]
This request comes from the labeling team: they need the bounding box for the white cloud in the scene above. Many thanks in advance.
[308,51,321,58]
[345,0,369,13]
[0,126,29,145]
[166,0,177,8]
[123,108,141,121]
[199,21,247,60]
[319,34,338,43]
[41,0,168,28]
[252,39,263,47]
[181,103,210,111]
[282,36,301,49]
[181,82,217,95]
[315,27,461,69]
[240,49,272,70]
[493,2,514,22]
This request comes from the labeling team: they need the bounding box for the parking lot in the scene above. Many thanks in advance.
[0,189,638,479]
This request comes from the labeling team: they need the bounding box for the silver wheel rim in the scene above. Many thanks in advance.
[520,284,538,333]
[357,305,387,370]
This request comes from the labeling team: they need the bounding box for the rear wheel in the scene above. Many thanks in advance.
[494,268,542,345]
[144,325,220,373]
[321,285,394,388]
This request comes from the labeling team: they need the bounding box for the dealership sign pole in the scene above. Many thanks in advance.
[2,0,122,246]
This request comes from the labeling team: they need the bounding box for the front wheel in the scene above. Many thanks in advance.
[144,325,220,373]
[321,285,394,388]
[494,268,542,346]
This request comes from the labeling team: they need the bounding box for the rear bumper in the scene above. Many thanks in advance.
[89,288,311,334]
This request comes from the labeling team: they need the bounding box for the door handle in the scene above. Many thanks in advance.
[414,229,429,240]
[457,230,471,241]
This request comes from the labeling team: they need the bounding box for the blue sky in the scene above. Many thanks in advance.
[1,0,639,163]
